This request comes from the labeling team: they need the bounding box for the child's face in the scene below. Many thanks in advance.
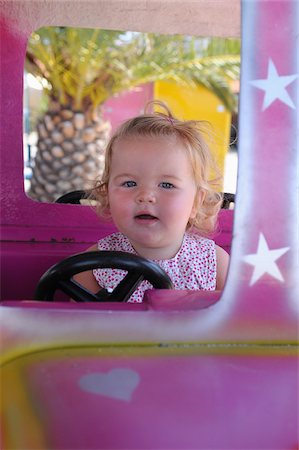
[107,135,202,259]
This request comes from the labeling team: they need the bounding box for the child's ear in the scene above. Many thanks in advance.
[190,189,205,219]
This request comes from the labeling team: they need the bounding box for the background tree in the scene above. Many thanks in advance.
[25,27,240,202]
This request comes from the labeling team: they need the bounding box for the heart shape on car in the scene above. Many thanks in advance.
[79,368,140,402]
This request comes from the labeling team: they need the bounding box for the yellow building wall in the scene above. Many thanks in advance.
[154,81,231,176]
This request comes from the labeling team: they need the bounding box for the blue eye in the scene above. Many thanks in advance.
[160,182,175,189]
[122,180,136,188]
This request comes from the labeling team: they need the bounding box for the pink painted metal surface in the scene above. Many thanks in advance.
[0,0,298,449]
[2,346,297,450]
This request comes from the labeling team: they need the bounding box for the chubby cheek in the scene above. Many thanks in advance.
[108,190,133,219]
[162,196,194,222]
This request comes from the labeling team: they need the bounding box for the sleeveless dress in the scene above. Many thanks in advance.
[93,232,217,302]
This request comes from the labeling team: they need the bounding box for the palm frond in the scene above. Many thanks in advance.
[26,28,240,112]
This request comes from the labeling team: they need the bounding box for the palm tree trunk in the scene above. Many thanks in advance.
[28,100,111,202]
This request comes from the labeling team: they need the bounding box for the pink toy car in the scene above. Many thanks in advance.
[0,1,298,449]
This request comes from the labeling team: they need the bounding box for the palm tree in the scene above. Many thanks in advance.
[25,27,240,201]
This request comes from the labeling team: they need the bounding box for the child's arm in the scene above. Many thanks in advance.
[73,244,101,293]
[215,245,230,290]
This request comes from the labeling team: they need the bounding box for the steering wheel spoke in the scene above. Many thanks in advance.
[58,279,102,302]
[110,272,145,302]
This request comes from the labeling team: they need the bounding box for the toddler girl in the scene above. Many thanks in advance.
[75,102,229,301]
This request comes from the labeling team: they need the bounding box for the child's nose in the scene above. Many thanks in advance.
[136,188,156,204]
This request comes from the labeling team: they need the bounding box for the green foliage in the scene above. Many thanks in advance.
[26,27,240,112]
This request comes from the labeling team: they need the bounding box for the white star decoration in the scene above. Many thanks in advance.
[243,233,290,286]
[250,59,298,110]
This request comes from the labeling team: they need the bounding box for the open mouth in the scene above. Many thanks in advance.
[135,214,158,221]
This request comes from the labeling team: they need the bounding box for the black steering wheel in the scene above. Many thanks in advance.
[35,251,173,302]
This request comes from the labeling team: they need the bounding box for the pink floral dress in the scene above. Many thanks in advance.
[93,232,217,302]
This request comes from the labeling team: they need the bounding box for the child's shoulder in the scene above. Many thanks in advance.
[185,231,215,248]
[181,232,216,261]
[98,231,122,244]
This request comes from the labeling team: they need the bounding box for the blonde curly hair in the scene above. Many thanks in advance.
[92,101,223,236]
